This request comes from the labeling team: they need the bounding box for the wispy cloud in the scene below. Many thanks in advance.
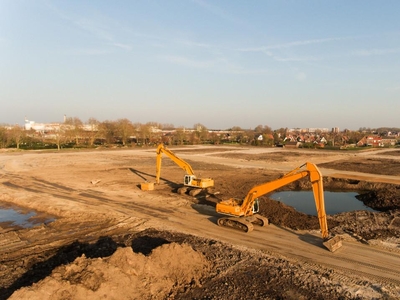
[47,3,132,53]
[63,48,112,56]
[260,49,322,63]
[158,54,269,75]
[112,43,132,51]
[158,55,213,69]
[191,0,243,24]
[238,36,356,52]
[352,48,400,56]
[178,40,214,49]
[73,18,113,41]
[272,55,323,62]
[238,34,400,64]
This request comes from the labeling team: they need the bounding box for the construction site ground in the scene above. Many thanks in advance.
[1,145,400,299]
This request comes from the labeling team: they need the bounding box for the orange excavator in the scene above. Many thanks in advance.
[155,144,214,195]
[216,162,342,252]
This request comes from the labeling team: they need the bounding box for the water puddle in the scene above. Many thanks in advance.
[0,203,56,230]
[270,191,377,215]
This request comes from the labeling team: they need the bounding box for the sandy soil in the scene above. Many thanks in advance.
[1,146,400,299]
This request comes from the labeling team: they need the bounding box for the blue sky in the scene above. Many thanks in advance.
[1,0,399,130]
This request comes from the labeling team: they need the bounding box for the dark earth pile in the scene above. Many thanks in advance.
[132,229,365,300]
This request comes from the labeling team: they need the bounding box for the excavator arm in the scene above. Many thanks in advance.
[156,144,195,184]
[155,144,214,189]
[216,162,342,252]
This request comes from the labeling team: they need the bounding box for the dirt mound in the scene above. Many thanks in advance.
[10,229,396,300]
[9,242,209,300]
[258,198,340,231]
[356,186,400,211]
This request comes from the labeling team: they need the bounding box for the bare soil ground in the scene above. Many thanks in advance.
[1,146,400,299]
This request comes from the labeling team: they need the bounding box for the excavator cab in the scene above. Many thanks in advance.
[184,175,195,186]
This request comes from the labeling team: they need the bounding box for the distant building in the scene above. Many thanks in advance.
[357,136,383,147]
[381,137,397,146]
[24,117,60,133]
[24,117,98,133]
[288,127,329,133]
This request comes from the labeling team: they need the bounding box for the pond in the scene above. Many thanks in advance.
[270,191,377,215]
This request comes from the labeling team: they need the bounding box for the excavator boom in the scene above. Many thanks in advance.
[155,144,214,189]
[216,162,342,252]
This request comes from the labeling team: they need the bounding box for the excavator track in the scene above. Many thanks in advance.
[217,217,254,233]
[245,215,269,227]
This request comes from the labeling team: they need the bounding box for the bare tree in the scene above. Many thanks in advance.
[254,125,264,134]
[53,123,68,151]
[84,118,100,146]
[0,126,8,148]
[209,131,221,144]
[131,122,142,145]
[9,125,25,149]
[161,123,175,130]
[116,118,134,146]
[245,128,257,145]
[347,131,364,144]
[138,123,151,145]
[64,117,83,146]
[192,123,208,144]
[144,122,163,145]
[98,121,117,145]
[229,126,243,144]
[173,127,187,145]
[146,122,162,130]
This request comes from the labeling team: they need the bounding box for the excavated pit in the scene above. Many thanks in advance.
[1,147,400,299]
[2,177,399,299]
[188,176,400,239]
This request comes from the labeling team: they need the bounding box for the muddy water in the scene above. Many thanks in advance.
[0,204,55,229]
[270,191,377,215]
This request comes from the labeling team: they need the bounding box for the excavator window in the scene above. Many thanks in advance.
[253,199,260,213]
[184,175,191,185]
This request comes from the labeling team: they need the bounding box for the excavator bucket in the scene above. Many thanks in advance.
[323,236,342,252]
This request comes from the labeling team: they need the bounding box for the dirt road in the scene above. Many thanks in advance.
[1,146,400,299]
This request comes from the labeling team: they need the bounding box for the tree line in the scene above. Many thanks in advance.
[0,117,397,150]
